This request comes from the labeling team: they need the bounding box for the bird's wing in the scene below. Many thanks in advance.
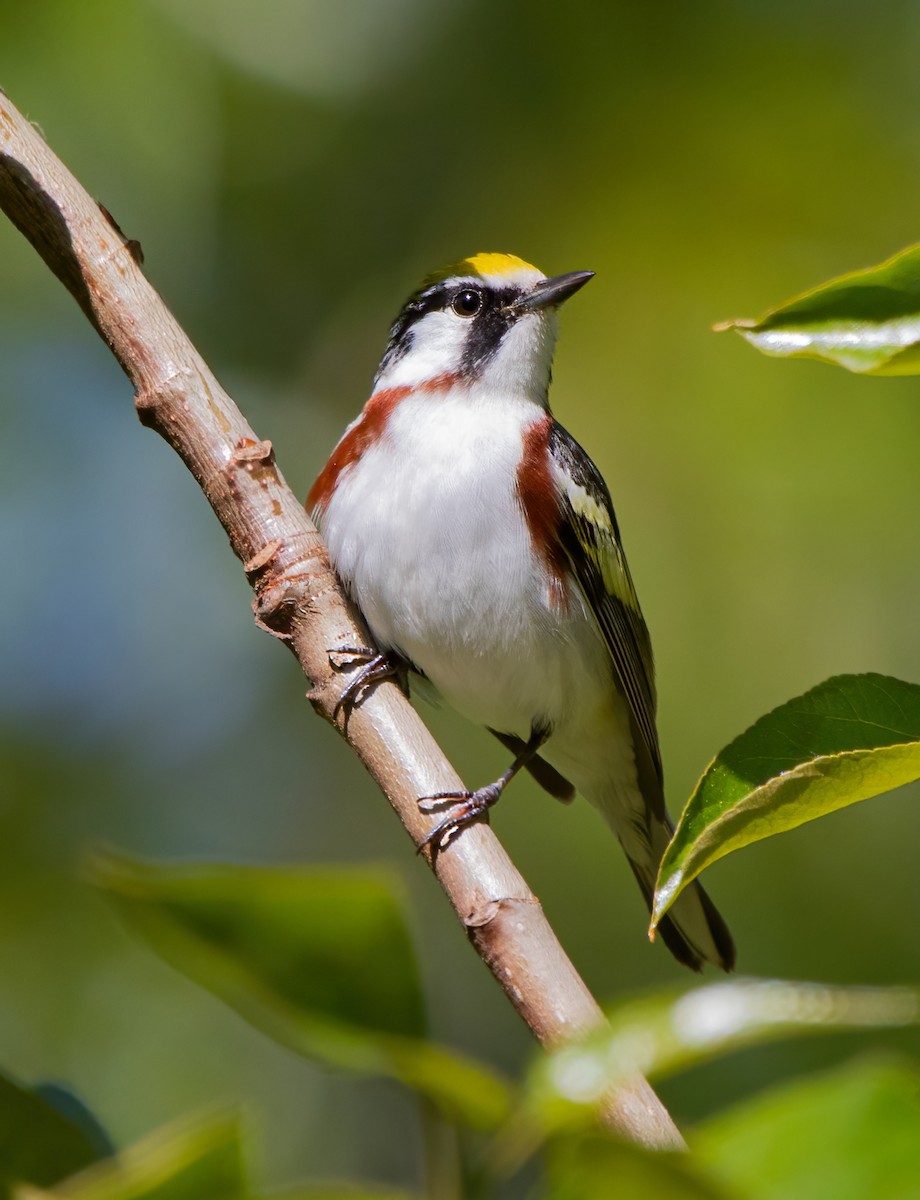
[549,421,664,799]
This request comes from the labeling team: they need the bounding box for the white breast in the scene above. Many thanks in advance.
[318,388,607,741]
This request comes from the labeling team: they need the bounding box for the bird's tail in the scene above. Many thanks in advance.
[624,814,735,972]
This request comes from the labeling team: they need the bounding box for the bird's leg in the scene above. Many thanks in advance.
[328,644,409,721]
[418,727,549,852]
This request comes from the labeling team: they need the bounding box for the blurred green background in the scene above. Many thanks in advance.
[2,0,920,1189]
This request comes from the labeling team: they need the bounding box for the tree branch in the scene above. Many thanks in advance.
[0,90,683,1150]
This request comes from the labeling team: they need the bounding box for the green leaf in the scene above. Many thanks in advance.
[0,1071,105,1195]
[95,853,428,1038]
[522,979,919,1126]
[90,852,510,1130]
[719,240,920,374]
[18,1112,246,1200]
[545,1132,736,1200]
[696,1057,920,1200]
[652,673,920,928]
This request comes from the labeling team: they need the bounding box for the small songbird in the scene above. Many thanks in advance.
[308,253,734,971]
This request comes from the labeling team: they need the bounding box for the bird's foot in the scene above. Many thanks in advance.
[328,644,406,721]
[417,782,504,852]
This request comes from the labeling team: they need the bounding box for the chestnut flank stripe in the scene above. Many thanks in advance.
[307,371,460,516]
[517,415,569,610]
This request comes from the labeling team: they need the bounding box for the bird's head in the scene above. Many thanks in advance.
[374,253,593,406]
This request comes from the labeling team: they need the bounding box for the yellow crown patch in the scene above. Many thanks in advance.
[462,252,540,278]
[420,252,542,291]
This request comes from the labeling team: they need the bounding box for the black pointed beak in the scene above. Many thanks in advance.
[512,270,595,313]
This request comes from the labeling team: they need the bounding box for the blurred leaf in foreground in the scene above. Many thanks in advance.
[520,978,918,1129]
[30,1088,113,1163]
[652,673,920,929]
[719,240,920,374]
[15,1112,244,1200]
[0,1071,106,1195]
[695,1056,920,1200]
[91,852,510,1129]
[545,1132,735,1200]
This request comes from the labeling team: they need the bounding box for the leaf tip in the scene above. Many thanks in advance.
[650,869,682,931]
[712,316,756,333]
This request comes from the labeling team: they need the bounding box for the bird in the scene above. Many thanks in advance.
[307,252,735,971]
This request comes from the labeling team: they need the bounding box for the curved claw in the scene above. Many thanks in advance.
[415,728,549,855]
[416,784,503,853]
[418,789,471,813]
[329,645,406,722]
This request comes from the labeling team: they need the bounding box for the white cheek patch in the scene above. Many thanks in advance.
[380,311,469,389]
[375,286,559,401]
[482,311,559,397]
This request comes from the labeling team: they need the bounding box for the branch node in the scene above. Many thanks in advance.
[306,682,334,717]
[134,367,193,429]
[97,201,144,265]
[134,388,158,427]
[243,539,283,577]
[465,895,539,930]
[248,533,331,640]
[232,436,276,471]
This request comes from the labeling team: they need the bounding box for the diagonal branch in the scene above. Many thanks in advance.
[0,89,683,1150]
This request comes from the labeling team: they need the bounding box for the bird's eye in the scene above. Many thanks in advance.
[452,288,482,317]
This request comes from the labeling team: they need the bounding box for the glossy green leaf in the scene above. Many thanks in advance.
[0,1072,104,1195]
[696,1057,920,1200]
[17,1112,245,1200]
[720,241,920,374]
[91,853,510,1129]
[522,979,919,1128]
[652,673,920,928]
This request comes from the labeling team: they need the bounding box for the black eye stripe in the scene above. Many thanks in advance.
[460,288,522,375]
[375,281,525,382]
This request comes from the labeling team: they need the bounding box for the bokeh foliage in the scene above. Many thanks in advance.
[3,0,920,1192]
[6,856,920,1195]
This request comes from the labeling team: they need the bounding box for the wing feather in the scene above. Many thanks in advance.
[549,422,664,794]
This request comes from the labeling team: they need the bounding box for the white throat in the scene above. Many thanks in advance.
[376,307,559,407]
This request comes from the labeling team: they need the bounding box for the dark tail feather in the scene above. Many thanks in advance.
[657,881,735,973]
[626,855,736,972]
